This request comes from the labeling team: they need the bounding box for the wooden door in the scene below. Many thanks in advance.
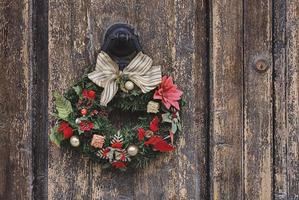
[0,0,298,199]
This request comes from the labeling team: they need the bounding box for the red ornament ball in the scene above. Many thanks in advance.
[81,108,88,116]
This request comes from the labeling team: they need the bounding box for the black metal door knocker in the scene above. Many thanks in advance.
[101,23,142,70]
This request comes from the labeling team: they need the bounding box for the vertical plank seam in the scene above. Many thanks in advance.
[31,0,49,198]
[206,0,212,199]
[29,0,34,198]
[272,0,276,198]
[284,1,289,198]
[271,0,276,199]
[242,0,245,199]
[208,0,213,198]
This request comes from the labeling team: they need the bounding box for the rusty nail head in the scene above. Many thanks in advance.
[255,59,269,72]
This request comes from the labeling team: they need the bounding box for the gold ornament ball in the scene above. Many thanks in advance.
[75,118,81,124]
[70,136,80,147]
[127,145,139,156]
[124,81,134,91]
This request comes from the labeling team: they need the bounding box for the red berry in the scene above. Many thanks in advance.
[81,108,87,116]
[83,89,96,99]
[63,127,73,139]
[88,90,96,99]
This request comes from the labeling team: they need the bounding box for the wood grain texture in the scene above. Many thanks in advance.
[48,0,93,199]
[284,0,299,198]
[0,0,33,199]
[273,1,299,197]
[209,0,243,199]
[48,0,209,199]
[273,0,288,198]
[244,0,273,199]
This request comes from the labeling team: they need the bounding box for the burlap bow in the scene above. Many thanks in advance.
[88,51,162,106]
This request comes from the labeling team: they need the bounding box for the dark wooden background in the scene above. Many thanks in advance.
[0,0,298,199]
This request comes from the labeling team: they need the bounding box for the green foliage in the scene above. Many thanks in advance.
[73,85,82,96]
[53,92,73,120]
[49,127,64,147]
[162,112,181,134]
[109,90,153,112]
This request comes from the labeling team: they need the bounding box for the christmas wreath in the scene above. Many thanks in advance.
[50,51,184,170]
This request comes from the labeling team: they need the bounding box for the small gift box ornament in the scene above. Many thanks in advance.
[91,134,105,148]
[147,101,160,113]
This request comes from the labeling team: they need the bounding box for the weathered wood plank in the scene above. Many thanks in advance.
[48,0,93,199]
[209,0,243,199]
[273,0,288,198]
[132,0,209,199]
[244,0,273,199]
[48,0,209,199]
[273,2,299,198]
[0,0,33,199]
[285,0,299,198]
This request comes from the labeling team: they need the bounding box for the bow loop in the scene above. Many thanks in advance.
[88,51,162,106]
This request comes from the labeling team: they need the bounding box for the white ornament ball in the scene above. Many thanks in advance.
[75,118,81,124]
[127,145,139,156]
[70,136,80,147]
[124,81,134,91]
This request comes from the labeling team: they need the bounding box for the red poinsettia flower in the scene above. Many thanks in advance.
[153,76,183,110]
[144,135,175,152]
[149,116,159,132]
[154,140,175,152]
[82,89,96,100]
[112,161,126,168]
[144,135,163,146]
[79,121,94,131]
[111,142,123,149]
[58,121,73,139]
[137,128,146,141]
